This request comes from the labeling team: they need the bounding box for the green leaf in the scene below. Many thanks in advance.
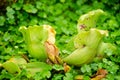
[18,0,24,4]
[25,62,52,75]
[19,25,48,60]
[83,76,90,80]
[0,70,14,79]
[6,6,15,15]
[60,0,65,3]
[0,16,5,26]
[52,74,64,80]
[33,70,51,80]
[6,6,15,24]
[36,1,42,10]
[3,32,11,41]
[37,12,47,18]
[23,4,38,13]
[29,17,38,25]
[63,73,73,80]
[52,64,64,71]
[108,19,119,30]
[2,61,21,74]
[81,65,92,76]
[12,3,22,10]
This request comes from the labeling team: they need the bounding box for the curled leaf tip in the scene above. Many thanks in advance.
[45,41,60,64]
[43,25,56,44]
[77,9,105,32]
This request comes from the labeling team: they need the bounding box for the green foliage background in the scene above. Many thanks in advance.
[0,0,120,79]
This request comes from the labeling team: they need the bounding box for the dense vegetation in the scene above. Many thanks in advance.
[0,0,120,80]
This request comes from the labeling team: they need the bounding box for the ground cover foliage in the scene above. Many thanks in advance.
[0,0,120,80]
